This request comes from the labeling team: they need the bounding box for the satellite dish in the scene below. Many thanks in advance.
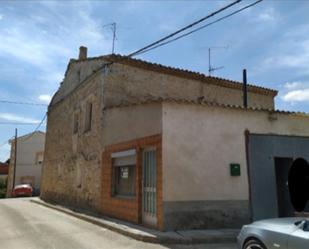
[288,158,309,212]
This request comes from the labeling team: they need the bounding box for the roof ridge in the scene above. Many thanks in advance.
[105,96,309,116]
[70,54,277,96]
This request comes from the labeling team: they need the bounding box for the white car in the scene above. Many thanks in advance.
[238,218,309,249]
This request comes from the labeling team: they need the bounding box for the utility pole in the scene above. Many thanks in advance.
[208,46,228,76]
[12,128,17,191]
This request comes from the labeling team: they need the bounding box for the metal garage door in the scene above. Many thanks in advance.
[248,134,309,221]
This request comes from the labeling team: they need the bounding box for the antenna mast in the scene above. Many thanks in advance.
[208,46,228,76]
[111,22,116,54]
[103,22,117,54]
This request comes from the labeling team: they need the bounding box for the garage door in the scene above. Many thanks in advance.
[248,134,309,221]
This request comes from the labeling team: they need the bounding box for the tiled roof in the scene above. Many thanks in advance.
[70,54,278,97]
[105,96,308,117]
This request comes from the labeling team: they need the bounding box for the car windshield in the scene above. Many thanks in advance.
[14,184,31,189]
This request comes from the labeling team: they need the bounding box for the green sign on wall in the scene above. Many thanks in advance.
[230,163,241,176]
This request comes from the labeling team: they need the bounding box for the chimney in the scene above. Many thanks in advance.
[243,69,248,108]
[79,46,87,60]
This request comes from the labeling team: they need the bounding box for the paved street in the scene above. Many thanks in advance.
[0,198,236,249]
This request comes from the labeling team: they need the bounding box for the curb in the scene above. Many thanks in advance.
[30,199,238,245]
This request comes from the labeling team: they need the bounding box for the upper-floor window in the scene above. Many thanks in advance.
[36,152,44,165]
[73,112,79,134]
[84,101,92,132]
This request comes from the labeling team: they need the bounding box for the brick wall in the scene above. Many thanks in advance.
[101,134,163,230]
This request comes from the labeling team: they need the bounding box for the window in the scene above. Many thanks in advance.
[84,101,92,132]
[112,150,136,197]
[36,152,44,165]
[20,176,35,186]
[73,112,79,134]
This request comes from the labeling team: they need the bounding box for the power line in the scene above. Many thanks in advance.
[34,113,47,131]
[128,0,242,57]
[0,140,9,148]
[0,122,46,126]
[22,113,47,142]
[133,0,263,57]
[0,100,48,106]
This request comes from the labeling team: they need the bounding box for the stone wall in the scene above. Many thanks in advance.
[103,63,275,109]
[41,75,104,211]
[52,56,276,109]
[41,71,163,213]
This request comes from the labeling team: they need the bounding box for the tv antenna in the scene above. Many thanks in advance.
[103,22,117,54]
[208,46,228,76]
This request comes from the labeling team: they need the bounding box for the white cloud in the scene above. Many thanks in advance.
[284,81,306,90]
[38,94,52,104]
[0,113,40,123]
[257,8,276,22]
[0,3,111,71]
[281,81,309,103]
[258,39,309,75]
[0,2,113,105]
[0,14,3,20]
[282,89,309,102]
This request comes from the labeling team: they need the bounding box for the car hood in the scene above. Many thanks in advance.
[250,218,304,234]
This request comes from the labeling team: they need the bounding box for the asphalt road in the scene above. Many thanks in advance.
[0,198,237,249]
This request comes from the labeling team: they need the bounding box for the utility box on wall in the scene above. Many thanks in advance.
[230,163,241,176]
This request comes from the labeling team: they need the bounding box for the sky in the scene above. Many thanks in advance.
[0,0,309,161]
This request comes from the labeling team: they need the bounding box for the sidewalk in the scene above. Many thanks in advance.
[31,198,239,245]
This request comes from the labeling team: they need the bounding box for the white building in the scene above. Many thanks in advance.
[7,131,45,196]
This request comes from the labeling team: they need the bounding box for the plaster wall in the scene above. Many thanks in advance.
[162,103,309,202]
[102,104,162,146]
[161,103,309,229]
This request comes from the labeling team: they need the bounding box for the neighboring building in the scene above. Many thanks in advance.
[41,47,309,231]
[0,161,9,181]
[7,131,45,196]
[0,160,9,198]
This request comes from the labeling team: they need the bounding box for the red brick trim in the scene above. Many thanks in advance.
[101,134,163,230]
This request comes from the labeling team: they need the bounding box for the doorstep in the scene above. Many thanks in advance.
[30,197,239,245]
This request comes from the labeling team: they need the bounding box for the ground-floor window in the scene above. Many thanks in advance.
[112,149,136,197]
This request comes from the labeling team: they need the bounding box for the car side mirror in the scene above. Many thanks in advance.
[303,220,309,232]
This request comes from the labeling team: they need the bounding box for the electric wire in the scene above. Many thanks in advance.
[0,141,9,148]
[0,122,46,126]
[21,113,47,142]
[0,100,48,106]
[128,0,242,57]
[134,0,263,56]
